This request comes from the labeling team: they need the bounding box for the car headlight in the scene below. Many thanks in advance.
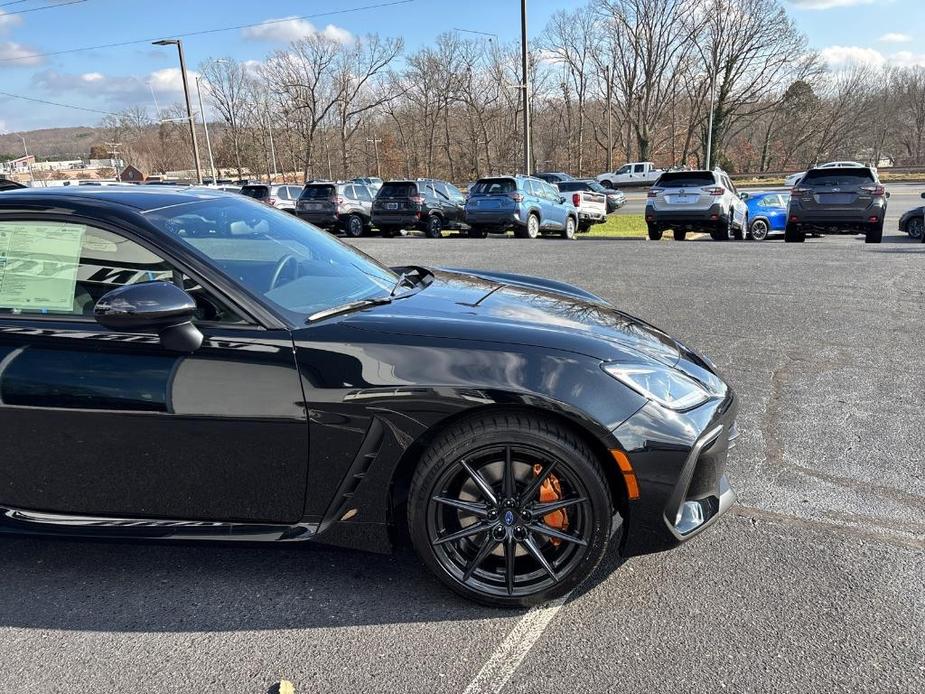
[602,362,710,411]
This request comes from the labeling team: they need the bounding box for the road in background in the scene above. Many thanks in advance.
[0,235,922,693]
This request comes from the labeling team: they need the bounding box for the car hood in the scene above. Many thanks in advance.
[343,269,685,365]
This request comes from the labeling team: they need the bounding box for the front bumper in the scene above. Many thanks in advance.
[614,389,738,556]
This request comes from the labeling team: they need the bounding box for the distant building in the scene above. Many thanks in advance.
[0,155,34,175]
[88,158,125,170]
[119,165,145,183]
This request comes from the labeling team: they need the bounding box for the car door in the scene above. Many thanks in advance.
[543,182,567,229]
[353,184,373,219]
[431,182,459,224]
[0,218,308,524]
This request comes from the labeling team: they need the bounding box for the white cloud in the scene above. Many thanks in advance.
[879,32,912,44]
[81,72,104,82]
[0,10,23,32]
[787,0,875,9]
[820,45,885,68]
[819,44,925,69]
[241,16,351,44]
[147,67,197,94]
[0,41,42,66]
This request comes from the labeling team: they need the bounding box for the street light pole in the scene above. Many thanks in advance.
[153,39,202,184]
[605,63,613,172]
[520,0,531,175]
[195,76,217,184]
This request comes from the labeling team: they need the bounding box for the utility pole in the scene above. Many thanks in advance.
[20,135,34,186]
[153,39,202,184]
[605,63,613,172]
[366,137,382,178]
[104,141,121,181]
[266,110,279,182]
[195,76,217,184]
[520,0,531,175]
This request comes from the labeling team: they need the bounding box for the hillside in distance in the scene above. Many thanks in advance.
[0,126,104,162]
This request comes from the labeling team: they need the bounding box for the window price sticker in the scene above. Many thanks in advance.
[0,222,85,311]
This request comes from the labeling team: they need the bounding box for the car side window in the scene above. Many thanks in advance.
[633,164,645,173]
[355,185,372,202]
[544,182,560,201]
[445,182,464,203]
[0,221,245,324]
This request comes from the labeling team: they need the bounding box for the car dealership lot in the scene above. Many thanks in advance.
[1,234,922,693]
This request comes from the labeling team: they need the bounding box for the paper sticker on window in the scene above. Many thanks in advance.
[0,222,85,312]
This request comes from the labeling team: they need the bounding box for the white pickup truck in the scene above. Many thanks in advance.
[596,162,662,188]
[560,187,607,232]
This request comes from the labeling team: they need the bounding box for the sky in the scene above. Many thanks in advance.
[1,0,924,136]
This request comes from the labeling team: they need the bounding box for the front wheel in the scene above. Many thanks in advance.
[750,218,770,241]
[408,413,615,607]
[561,216,576,239]
[907,216,924,239]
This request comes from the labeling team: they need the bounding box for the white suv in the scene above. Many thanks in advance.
[645,169,749,241]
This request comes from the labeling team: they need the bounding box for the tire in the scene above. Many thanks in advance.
[711,213,732,241]
[865,222,883,244]
[647,225,663,241]
[344,214,364,238]
[578,222,591,233]
[561,216,576,239]
[425,215,444,239]
[784,223,805,243]
[673,229,687,241]
[732,214,745,241]
[750,218,770,241]
[407,412,615,607]
[599,180,614,189]
[516,213,540,239]
[907,216,924,240]
[380,226,396,238]
[468,225,488,239]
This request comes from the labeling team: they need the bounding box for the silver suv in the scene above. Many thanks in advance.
[645,169,749,241]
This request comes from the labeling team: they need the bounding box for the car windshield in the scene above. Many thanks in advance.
[801,169,874,186]
[470,178,516,195]
[656,172,715,188]
[145,195,399,323]
[240,185,268,199]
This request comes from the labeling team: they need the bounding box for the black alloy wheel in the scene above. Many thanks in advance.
[426,215,444,239]
[750,218,770,241]
[345,214,364,238]
[908,216,924,239]
[408,414,613,607]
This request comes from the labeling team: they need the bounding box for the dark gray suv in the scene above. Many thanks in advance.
[785,167,886,243]
[295,181,374,237]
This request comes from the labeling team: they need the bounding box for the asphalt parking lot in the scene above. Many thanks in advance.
[1,229,923,693]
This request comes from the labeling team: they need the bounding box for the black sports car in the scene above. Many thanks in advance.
[0,187,737,606]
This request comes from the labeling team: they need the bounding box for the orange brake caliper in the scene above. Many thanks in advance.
[532,464,568,546]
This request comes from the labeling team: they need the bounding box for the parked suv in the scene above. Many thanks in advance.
[240,183,303,212]
[372,179,466,238]
[295,181,373,237]
[785,166,886,243]
[464,175,579,239]
[645,169,748,241]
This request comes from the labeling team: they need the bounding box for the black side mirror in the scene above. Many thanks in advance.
[94,281,203,352]
[739,192,749,200]
[920,192,925,199]
[559,195,567,204]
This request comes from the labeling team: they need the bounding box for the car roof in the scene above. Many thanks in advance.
[0,184,233,212]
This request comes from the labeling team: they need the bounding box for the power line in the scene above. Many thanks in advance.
[1,0,88,17]
[0,1,34,8]
[0,89,116,115]
[0,0,414,63]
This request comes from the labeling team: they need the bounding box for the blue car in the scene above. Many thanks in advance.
[743,191,790,240]
[464,175,579,239]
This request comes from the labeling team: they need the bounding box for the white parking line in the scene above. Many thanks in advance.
[463,594,571,694]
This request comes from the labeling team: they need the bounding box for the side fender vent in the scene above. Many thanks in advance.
[317,417,385,533]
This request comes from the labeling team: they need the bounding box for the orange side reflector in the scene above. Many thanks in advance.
[610,449,640,500]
